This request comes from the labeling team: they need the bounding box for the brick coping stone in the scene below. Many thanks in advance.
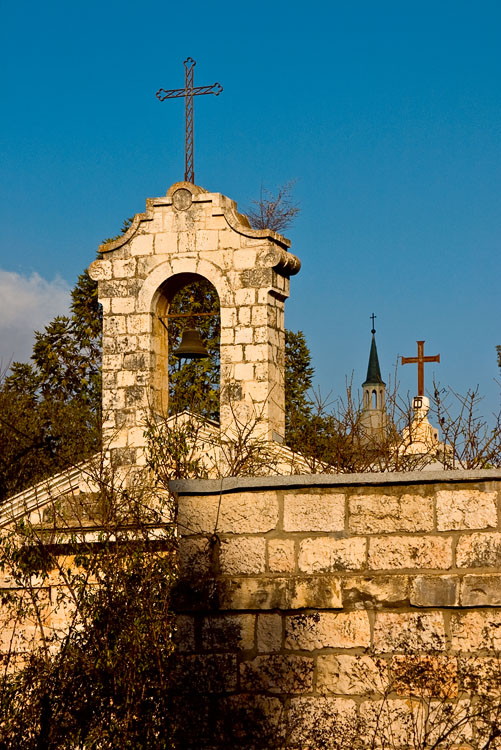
[169,468,501,495]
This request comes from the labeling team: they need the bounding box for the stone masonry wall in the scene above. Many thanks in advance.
[171,469,501,743]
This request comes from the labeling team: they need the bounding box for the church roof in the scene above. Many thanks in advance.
[363,334,385,386]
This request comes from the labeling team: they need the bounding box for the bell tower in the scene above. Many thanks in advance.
[361,320,387,440]
[89,182,300,473]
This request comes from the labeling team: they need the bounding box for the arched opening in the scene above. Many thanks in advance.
[372,389,377,409]
[153,273,220,421]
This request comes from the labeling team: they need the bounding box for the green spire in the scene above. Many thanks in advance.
[363,333,385,386]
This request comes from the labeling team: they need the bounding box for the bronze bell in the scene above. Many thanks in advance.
[173,328,209,359]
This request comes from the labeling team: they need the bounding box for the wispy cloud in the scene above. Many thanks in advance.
[0,270,70,371]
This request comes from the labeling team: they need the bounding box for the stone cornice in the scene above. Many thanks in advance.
[97,182,294,256]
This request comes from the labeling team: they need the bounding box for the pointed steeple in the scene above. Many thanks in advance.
[363,333,385,386]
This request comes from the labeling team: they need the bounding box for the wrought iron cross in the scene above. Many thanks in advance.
[370,313,376,334]
[401,340,440,397]
[156,57,223,184]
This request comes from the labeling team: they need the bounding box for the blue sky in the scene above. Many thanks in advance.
[1,0,500,419]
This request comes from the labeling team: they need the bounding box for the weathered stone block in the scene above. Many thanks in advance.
[257,614,283,653]
[349,493,433,533]
[410,575,460,607]
[284,492,345,532]
[219,576,342,610]
[285,612,371,650]
[368,536,452,570]
[130,234,153,256]
[111,297,135,314]
[103,315,126,335]
[436,489,497,530]
[451,611,501,651]
[299,537,366,572]
[287,697,358,748]
[268,539,295,573]
[373,612,446,652]
[178,492,279,535]
[461,574,501,607]
[342,575,409,609]
[241,654,314,694]
[219,537,266,575]
[456,532,501,568]
[317,654,385,695]
[202,614,255,651]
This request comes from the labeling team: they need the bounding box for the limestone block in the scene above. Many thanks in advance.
[373,612,446,652]
[342,575,409,609]
[108,335,138,354]
[451,611,501,651]
[461,574,501,606]
[233,249,258,269]
[298,537,366,573]
[349,493,433,533]
[202,614,255,651]
[195,230,218,252]
[240,654,314,694]
[235,288,256,306]
[284,492,345,532]
[436,489,497,530]
[113,258,137,278]
[238,306,251,324]
[251,305,268,326]
[102,353,122,370]
[268,539,295,573]
[220,344,243,364]
[359,699,420,747]
[410,575,460,607]
[456,532,501,568]
[117,370,136,388]
[130,234,153,256]
[219,327,234,345]
[234,328,253,345]
[257,614,283,653]
[244,344,268,361]
[219,575,342,610]
[178,492,279,535]
[285,612,371,651]
[178,536,212,577]
[287,697,358,748]
[103,315,126,335]
[234,362,254,381]
[219,537,266,575]
[317,654,386,695]
[368,536,452,570]
[111,296,135,315]
[154,232,178,254]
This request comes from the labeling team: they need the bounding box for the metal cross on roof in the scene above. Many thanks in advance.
[370,313,376,335]
[156,57,223,185]
[401,340,440,397]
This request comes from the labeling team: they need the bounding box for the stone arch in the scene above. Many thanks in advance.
[139,258,232,316]
[152,272,220,417]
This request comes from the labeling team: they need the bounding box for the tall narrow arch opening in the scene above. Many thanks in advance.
[153,273,220,421]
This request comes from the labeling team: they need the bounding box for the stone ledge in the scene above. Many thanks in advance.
[169,468,501,496]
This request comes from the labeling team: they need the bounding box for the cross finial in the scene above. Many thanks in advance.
[401,340,440,397]
[370,313,376,335]
[156,58,223,184]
